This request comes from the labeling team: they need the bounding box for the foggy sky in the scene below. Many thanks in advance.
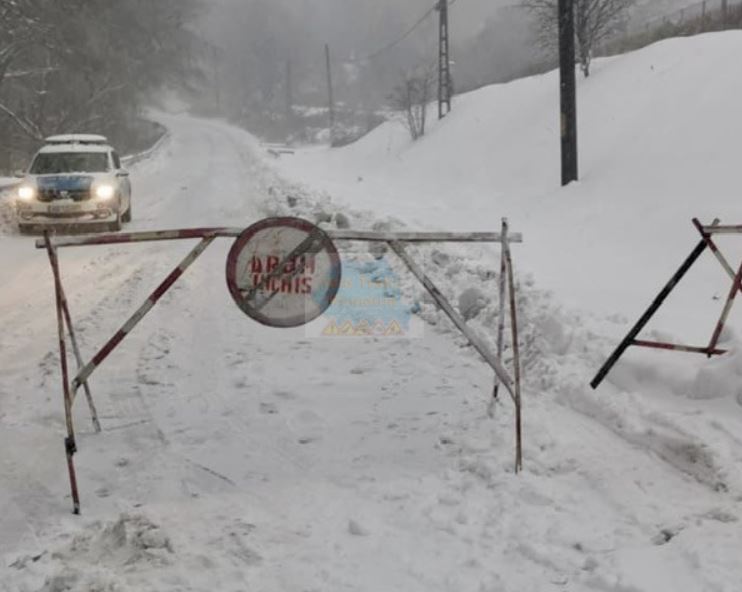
[197,0,682,118]
[205,0,521,52]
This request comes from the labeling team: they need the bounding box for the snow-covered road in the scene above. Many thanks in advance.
[2,115,742,591]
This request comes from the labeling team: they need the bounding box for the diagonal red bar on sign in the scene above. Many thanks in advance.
[246,228,324,312]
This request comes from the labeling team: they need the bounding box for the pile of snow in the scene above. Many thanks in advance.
[8,514,173,592]
[0,178,18,235]
[278,32,742,339]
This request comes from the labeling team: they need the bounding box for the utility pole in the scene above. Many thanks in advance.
[212,46,222,114]
[437,0,452,119]
[324,44,335,145]
[285,59,294,120]
[558,0,578,186]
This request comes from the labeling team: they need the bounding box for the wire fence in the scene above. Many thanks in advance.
[634,0,741,32]
[600,0,742,56]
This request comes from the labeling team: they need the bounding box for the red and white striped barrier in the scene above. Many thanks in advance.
[41,218,525,513]
[71,237,214,396]
[592,217,742,389]
[37,228,523,250]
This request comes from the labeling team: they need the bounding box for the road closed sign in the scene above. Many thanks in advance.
[226,217,341,328]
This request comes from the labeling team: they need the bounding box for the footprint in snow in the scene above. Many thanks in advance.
[273,389,297,400]
[259,402,278,415]
[288,409,326,444]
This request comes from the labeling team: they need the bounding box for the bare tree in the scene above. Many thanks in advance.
[0,0,47,90]
[0,0,203,170]
[522,0,634,77]
[388,66,435,141]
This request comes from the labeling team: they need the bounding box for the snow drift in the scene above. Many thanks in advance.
[4,33,742,592]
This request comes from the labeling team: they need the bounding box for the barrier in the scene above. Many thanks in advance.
[39,217,524,513]
[591,217,741,389]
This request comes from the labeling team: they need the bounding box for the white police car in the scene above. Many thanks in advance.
[15,134,132,233]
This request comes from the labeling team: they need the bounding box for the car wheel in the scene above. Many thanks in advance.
[109,213,122,232]
[122,202,132,223]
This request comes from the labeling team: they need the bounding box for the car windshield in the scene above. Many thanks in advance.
[30,152,109,174]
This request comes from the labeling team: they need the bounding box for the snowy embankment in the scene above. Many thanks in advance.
[0,177,19,234]
[268,31,742,589]
[3,34,742,592]
[279,33,742,328]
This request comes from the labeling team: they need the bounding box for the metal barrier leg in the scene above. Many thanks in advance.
[707,260,742,354]
[503,226,523,473]
[44,232,80,514]
[46,243,100,432]
[492,218,508,404]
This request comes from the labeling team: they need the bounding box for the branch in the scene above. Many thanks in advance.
[4,66,60,79]
[57,76,125,129]
[0,100,44,140]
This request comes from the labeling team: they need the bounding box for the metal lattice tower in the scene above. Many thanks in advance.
[437,0,452,119]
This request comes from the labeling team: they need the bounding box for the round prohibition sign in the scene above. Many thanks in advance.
[226,217,342,328]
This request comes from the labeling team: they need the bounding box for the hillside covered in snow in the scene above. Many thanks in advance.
[2,32,742,592]
[279,32,742,335]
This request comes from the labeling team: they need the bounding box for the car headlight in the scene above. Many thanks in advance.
[95,184,116,200]
[17,185,36,201]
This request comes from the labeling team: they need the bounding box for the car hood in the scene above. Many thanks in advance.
[32,173,113,191]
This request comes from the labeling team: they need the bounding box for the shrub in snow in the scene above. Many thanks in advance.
[458,287,488,321]
[313,209,332,224]
[368,242,388,260]
[690,345,742,400]
[431,249,451,268]
[0,200,16,236]
[335,212,351,228]
[348,519,370,536]
[539,314,572,355]
[388,65,435,140]
[371,219,394,232]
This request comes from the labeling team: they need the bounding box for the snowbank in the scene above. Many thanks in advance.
[0,178,19,235]
[278,32,742,340]
[261,32,742,590]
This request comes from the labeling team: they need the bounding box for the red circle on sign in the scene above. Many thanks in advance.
[226,217,341,328]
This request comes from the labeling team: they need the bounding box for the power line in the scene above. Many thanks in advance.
[344,3,439,64]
